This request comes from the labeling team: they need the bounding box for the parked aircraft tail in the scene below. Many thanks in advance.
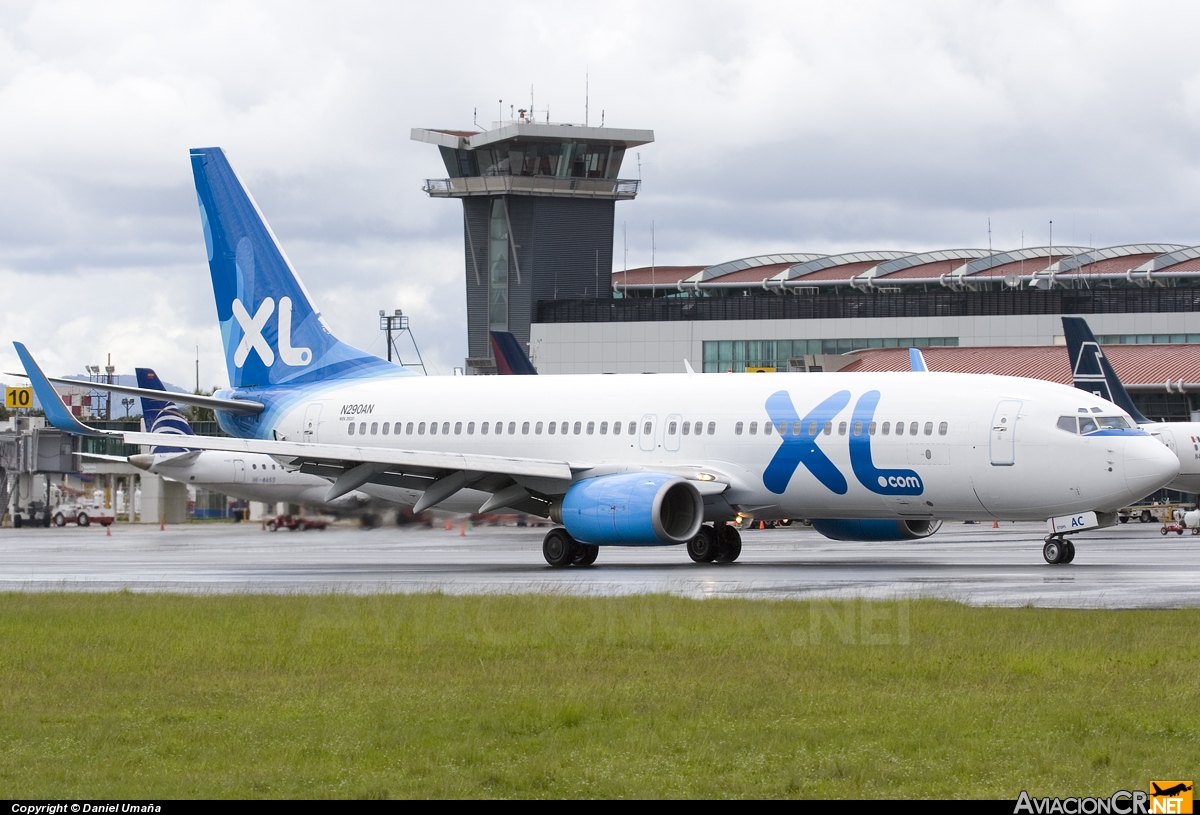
[1062,317,1149,424]
[135,368,194,453]
[189,147,405,389]
[490,331,538,375]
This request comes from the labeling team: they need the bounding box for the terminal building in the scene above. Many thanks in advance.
[413,118,1200,422]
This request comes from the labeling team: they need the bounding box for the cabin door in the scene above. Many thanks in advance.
[989,400,1022,466]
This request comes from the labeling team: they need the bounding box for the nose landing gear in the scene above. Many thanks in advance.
[1043,535,1076,565]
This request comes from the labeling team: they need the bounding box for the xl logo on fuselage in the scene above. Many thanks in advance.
[232,296,312,368]
[763,389,924,497]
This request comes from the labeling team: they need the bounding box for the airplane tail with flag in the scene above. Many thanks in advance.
[1062,317,1149,424]
[189,147,407,390]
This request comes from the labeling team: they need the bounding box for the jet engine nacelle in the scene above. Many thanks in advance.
[554,473,704,545]
[810,518,943,542]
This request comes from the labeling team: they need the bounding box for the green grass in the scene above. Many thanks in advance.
[0,592,1196,798]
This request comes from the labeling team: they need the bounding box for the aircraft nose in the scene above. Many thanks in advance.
[1123,436,1179,498]
[127,454,154,471]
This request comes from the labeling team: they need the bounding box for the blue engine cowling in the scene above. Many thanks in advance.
[555,473,704,545]
[809,518,942,541]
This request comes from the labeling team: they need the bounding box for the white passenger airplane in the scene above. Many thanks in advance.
[13,147,1179,567]
[1063,316,1200,494]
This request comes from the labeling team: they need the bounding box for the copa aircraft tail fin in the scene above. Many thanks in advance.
[490,331,538,375]
[1061,317,1149,424]
[135,368,194,453]
[189,147,404,389]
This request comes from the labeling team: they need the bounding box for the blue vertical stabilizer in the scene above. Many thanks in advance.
[490,331,538,375]
[135,368,194,453]
[1061,317,1149,424]
[189,147,405,389]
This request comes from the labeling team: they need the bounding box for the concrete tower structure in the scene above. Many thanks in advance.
[413,117,653,374]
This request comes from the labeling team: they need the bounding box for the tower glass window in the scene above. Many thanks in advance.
[488,199,509,332]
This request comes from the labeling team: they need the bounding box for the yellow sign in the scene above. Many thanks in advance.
[746,367,777,373]
[1151,782,1194,814]
[4,387,32,409]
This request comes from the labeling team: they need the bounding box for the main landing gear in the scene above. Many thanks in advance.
[687,523,742,563]
[542,528,599,568]
[1043,535,1076,565]
[540,523,743,567]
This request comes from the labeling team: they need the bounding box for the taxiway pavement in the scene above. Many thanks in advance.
[1,519,1197,608]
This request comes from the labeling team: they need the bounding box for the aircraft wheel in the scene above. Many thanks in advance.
[13,515,22,528]
[77,512,89,527]
[1063,541,1076,563]
[572,544,599,567]
[53,513,65,527]
[687,526,718,563]
[1042,539,1065,564]
[543,528,576,568]
[715,528,742,563]
[266,521,277,532]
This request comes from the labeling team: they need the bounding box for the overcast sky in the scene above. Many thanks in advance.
[3,0,1200,387]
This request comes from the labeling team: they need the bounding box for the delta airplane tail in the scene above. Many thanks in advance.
[189,147,406,389]
[1062,317,1149,423]
[491,331,538,375]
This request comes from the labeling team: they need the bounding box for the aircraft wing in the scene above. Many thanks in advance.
[120,431,574,481]
[120,430,577,512]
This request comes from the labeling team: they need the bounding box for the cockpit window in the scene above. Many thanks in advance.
[1096,416,1130,430]
[1078,417,1099,434]
[1057,416,1078,433]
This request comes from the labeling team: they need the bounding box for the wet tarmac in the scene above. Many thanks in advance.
[1,519,1197,608]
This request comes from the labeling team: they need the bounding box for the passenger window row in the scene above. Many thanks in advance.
[348,419,667,437]
[344,417,951,439]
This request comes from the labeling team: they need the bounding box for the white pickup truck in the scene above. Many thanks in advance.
[52,503,115,527]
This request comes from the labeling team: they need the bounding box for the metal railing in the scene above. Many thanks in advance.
[423,176,640,199]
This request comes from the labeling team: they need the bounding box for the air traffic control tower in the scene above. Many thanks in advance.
[412,117,653,374]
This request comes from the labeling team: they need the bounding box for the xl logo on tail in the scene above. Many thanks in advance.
[231,296,312,368]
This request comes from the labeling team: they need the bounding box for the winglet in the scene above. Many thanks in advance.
[1061,317,1149,424]
[11,343,109,436]
[684,359,695,374]
[908,348,928,372]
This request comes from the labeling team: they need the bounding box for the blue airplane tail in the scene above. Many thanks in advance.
[135,368,193,453]
[189,147,405,389]
[490,331,538,375]
[1061,317,1149,424]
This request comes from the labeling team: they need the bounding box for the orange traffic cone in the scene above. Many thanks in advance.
[160,517,165,531]
[445,519,453,531]
[993,520,999,528]
[459,521,466,536]
[106,525,111,537]
[261,520,266,531]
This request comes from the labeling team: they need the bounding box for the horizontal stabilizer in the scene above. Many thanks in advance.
[46,376,263,415]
